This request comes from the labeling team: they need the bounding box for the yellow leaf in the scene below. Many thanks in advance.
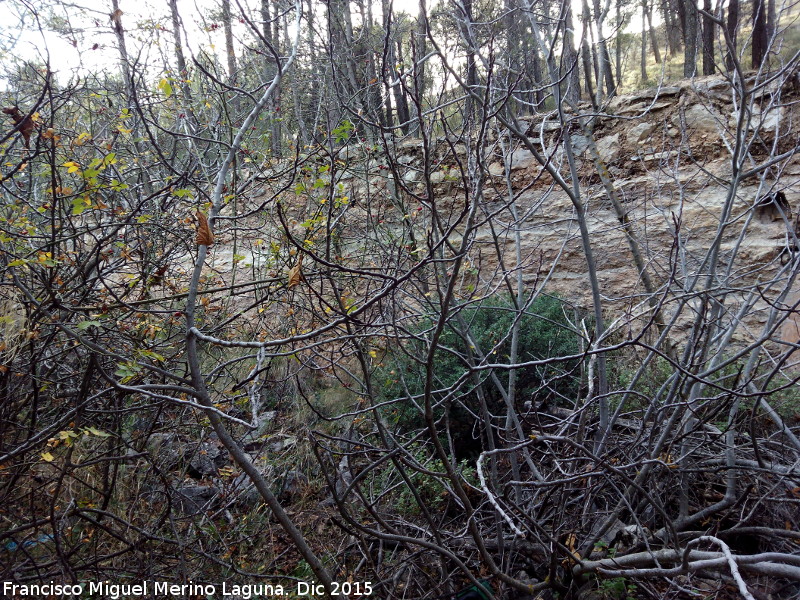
[158,78,173,98]
[41,452,54,462]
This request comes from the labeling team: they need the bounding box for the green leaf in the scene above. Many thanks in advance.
[83,426,111,438]
[136,349,165,362]
[332,119,354,143]
[115,361,142,383]
[76,320,103,331]
[158,78,173,98]
[71,196,91,215]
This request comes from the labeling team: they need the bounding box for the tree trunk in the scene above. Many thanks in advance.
[645,0,661,63]
[592,0,616,96]
[752,0,768,67]
[531,43,544,109]
[506,0,521,113]
[168,0,194,108]
[110,0,132,102]
[580,0,596,102]
[519,29,532,110]
[683,0,698,76]
[463,0,477,125]
[641,0,648,83]
[260,0,271,40]
[676,0,687,49]
[412,0,428,134]
[262,0,282,155]
[725,0,739,70]
[222,0,236,81]
[364,0,385,128]
[662,0,680,56]
[581,39,595,101]
[601,43,616,95]
[326,0,364,141]
[616,0,622,91]
[394,41,411,133]
[702,0,715,75]
[304,0,323,142]
[564,1,581,104]
[767,0,776,42]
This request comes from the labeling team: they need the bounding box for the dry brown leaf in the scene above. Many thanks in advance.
[287,254,304,288]
[561,532,581,564]
[195,211,214,246]
[110,8,124,33]
[2,107,34,148]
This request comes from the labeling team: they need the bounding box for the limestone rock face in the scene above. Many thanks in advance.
[627,122,655,144]
[488,162,505,176]
[237,75,799,358]
[673,103,724,134]
[510,148,536,171]
[728,105,783,132]
[595,133,621,163]
[570,134,590,154]
[429,170,446,184]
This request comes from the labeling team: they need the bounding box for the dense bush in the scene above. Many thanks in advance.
[377,294,583,456]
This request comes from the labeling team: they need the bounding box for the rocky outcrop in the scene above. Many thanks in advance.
[358,76,800,350]
[216,75,799,356]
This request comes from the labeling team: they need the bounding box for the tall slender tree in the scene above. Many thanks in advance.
[752,0,768,67]
[662,0,682,56]
[563,0,581,103]
[724,0,739,70]
[641,0,649,82]
[645,0,661,63]
[222,0,236,81]
[683,0,698,76]
[702,0,714,75]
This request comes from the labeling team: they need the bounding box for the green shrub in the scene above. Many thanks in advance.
[597,576,637,600]
[376,294,583,456]
[371,443,478,516]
